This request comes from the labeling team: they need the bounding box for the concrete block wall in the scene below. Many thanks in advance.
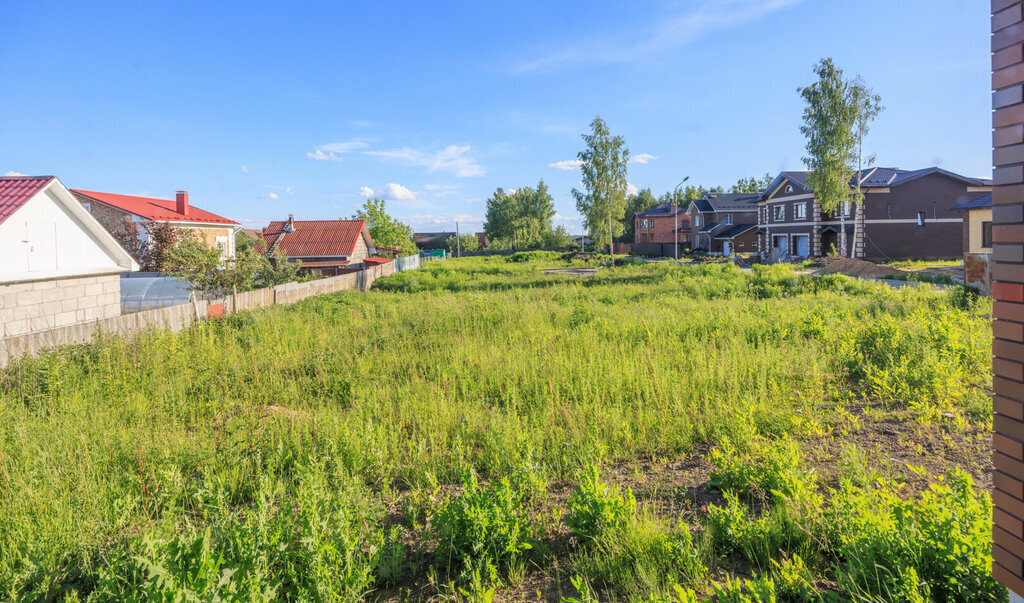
[0,273,121,338]
[0,257,405,368]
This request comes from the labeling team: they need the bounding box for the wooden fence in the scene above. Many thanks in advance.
[0,258,407,368]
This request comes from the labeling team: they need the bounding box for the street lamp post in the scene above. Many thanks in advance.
[673,177,690,260]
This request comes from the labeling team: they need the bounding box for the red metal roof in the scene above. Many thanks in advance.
[71,189,240,225]
[363,257,392,266]
[0,176,55,225]
[263,219,371,257]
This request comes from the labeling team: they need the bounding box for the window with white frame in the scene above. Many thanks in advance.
[795,203,806,219]
[695,214,701,227]
[917,212,925,226]
[843,201,851,216]
[726,214,733,225]
[773,205,784,221]
[216,236,229,260]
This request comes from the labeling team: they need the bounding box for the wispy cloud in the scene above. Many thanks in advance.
[349,119,375,128]
[360,183,418,201]
[549,159,584,171]
[399,213,485,231]
[512,0,802,73]
[626,183,639,196]
[241,165,250,174]
[3,170,26,177]
[306,139,372,162]
[631,154,657,164]
[258,192,279,200]
[366,145,485,178]
[307,149,343,162]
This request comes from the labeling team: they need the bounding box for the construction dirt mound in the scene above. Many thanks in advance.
[822,258,905,278]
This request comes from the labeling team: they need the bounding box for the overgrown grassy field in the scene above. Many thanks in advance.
[0,254,999,601]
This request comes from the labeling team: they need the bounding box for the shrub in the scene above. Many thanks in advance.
[574,511,706,600]
[828,470,1003,602]
[709,436,817,505]
[566,466,637,542]
[432,468,535,585]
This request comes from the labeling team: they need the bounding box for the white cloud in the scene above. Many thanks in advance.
[4,170,27,177]
[320,140,370,153]
[513,0,802,73]
[626,183,639,197]
[549,159,584,171]
[259,192,280,200]
[241,165,250,174]
[284,187,294,195]
[631,154,657,164]
[306,149,343,162]
[399,213,486,231]
[360,183,418,201]
[366,145,485,178]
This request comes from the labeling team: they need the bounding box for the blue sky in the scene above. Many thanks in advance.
[0,1,990,234]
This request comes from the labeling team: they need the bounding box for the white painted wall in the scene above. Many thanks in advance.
[0,189,126,282]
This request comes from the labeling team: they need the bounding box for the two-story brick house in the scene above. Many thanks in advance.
[686,192,759,255]
[756,167,992,260]
[634,202,690,246]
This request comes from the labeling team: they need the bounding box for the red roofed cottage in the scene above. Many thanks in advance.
[72,188,240,260]
[262,216,376,275]
[0,176,138,337]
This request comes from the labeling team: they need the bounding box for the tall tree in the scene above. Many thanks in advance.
[798,58,881,257]
[850,80,884,258]
[483,180,556,248]
[350,198,417,253]
[572,115,629,264]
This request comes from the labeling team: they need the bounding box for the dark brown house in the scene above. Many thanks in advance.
[685,192,759,255]
[756,167,992,260]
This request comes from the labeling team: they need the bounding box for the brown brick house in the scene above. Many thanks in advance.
[634,202,690,246]
[756,167,991,260]
[685,192,759,255]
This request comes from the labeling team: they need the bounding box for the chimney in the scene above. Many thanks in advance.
[175,191,190,216]
[284,214,295,232]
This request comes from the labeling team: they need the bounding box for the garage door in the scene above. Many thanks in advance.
[793,235,809,258]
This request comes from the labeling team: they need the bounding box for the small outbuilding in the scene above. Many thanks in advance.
[0,175,138,337]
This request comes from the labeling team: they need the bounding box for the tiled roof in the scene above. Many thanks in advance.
[713,223,758,239]
[635,202,687,218]
[699,222,721,233]
[72,189,240,225]
[950,193,993,211]
[263,219,370,257]
[0,175,55,226]
[763,167,990,201]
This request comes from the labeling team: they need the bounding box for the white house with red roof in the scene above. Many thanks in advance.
[71,188,241,259]
[261,216,376,275]
[0,175,138,337]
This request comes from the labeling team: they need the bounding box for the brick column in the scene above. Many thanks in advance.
[993,1,1024,599]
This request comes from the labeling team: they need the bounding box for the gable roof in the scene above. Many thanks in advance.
[635,202,688,218]
[692,193,760,213]
[0,175,139,278]
[263,219,374,257]
[713,223,758,239]
[72,189,240,225]
[760,167,991,201]
[0,176,56,226]
[950,193,993,211]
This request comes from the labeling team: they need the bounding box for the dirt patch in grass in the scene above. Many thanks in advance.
[822,258,906,278]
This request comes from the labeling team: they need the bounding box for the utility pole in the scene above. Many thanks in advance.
[456,221,461,258]
[673,176,690,261]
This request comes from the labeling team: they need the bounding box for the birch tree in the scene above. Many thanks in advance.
[572,115,629,264]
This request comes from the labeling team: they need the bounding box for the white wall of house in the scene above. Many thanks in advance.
[0,274,121,337]
[0,189,128,282]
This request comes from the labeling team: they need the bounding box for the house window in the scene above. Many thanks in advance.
[773,206,784,221]
[785,185,793,193]
[917,212,925,226]
[216,236,229,259]
[843,201,851,217]
[695,214,701,227]
[982,221,993,248]
[738,242,745,248]
[795,203,806,219]
[726,214,733,225]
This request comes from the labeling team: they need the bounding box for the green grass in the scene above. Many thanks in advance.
[0,255,998,600]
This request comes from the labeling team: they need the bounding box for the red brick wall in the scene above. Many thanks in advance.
[992,0,1024,596]
[635,215,690,244]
